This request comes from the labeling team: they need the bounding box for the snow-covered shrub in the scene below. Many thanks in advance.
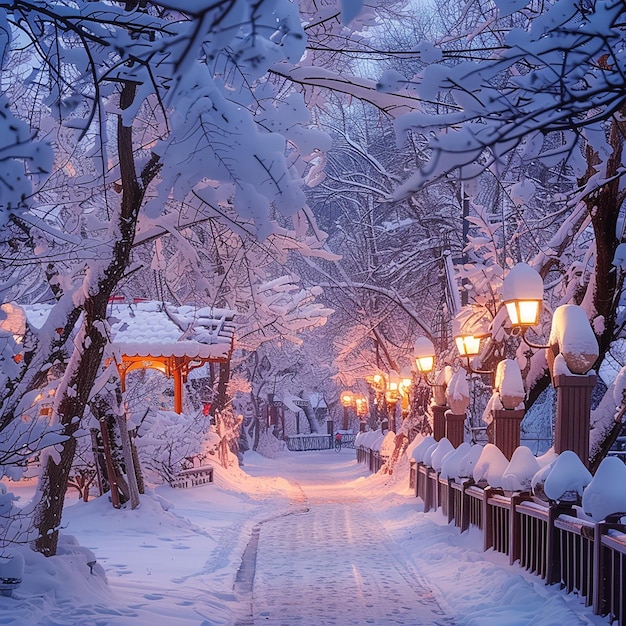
[411,436,435,463]
[440,442,471,480]
[458,444,483,479]
[134,409,216,484]
[380,431,396,457]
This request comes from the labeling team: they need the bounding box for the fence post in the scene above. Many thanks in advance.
[490,409,525,460]
[445,478,454,524]
[592,519,616,618]
[445,411,466,447]
[553,373,596,467]
[423,465,433,513]
[460,481,471,533]
[546,501,574,585]
[508,493,528,566]
[431,404,447,441]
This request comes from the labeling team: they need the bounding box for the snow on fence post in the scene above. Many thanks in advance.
[445,370,469,447]
[489,359,526,460]
[548,305,599,467]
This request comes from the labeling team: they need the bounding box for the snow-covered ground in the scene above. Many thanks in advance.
[1,449,607,625]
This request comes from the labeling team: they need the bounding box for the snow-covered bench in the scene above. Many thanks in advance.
[0,553,23,597]
[172,465,214,488]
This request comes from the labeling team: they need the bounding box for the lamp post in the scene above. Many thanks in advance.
[385,373,401,433]
[367,372,388,431]
[354,394,369,432]
[414,337,449,440]
[398,370,412,419]
[500,262,598,464]
[340,391,354,432]
[414,337,436,377]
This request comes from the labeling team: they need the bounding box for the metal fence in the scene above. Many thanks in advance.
[286,433,358,451]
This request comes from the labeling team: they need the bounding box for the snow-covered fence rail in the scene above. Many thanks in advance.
[354,430,392,473]
[286,435,331,451]
[413,466,626,626]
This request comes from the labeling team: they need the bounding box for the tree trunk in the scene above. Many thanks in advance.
[301,402,319,433]
[33,436,77,556]
[115,411,141,509]
[32,314,109,554]
[31,79,160,556]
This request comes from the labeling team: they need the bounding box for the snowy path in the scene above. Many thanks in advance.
[240,451,455,625]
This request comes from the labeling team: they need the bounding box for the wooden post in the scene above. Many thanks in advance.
[508,493,528,566]
[431,404,447,441]
[491,409,525,460]
[173,358,184,414]
[423,464,433,512]
[445,411,466,447]
[553,373,596,467]
[546,501,574,585]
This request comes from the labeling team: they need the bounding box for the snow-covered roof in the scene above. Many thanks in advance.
[109,301,235,360]
[20,300,236,361]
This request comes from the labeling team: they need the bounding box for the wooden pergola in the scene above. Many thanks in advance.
[108,301,236,413]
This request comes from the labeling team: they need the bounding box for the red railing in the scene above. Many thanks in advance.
[405,460,626,626]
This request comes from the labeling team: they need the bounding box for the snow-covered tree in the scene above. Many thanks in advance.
[0,1,331,556]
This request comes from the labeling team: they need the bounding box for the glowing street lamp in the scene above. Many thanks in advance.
[340,391,354,431]
[452,307,494,375]
[414,337,436,374]
[385,374,400,404]
[454,333,482,358]
[502,262,544,329]
[384,373,402,432]
[354,394,369,432]
[341,391,354,407]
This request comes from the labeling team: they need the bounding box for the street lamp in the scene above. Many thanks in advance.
[500,262,552,350]
[398,369,412,418]
[414,337,436,375]
[454,333,482,359]
[354,394,369,431]
[340,391,354,431]
[366,371,388,430]
[502,262,543,329]
[385,373,402,432]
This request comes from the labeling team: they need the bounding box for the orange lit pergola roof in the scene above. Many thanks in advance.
[109,300,235,413]
[15,300,236,414]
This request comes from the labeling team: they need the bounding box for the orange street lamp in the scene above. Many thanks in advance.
[340,391,354,431]
[385,373,401,432]
[502,262,543,329]
[454,333,482,358]
[414,337,436,375]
